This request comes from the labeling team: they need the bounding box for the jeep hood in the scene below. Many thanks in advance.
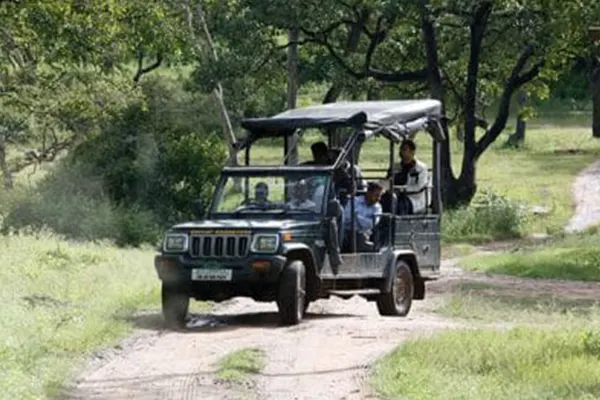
[171,219,319,231]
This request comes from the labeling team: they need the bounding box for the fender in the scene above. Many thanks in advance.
[382,249,419,293]
[280,242,320,299]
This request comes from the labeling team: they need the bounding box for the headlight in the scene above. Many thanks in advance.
[250,234,279,253]
[163,234,189,252]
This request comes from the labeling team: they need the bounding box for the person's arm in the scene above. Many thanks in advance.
[355,201,375,232]
[372,203,383,227]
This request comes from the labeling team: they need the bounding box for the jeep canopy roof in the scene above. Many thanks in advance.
[236,100,445,150]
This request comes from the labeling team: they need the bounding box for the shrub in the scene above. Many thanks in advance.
[443,190,526,243]
[2,76,226,246]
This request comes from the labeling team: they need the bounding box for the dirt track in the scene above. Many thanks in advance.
[63,277,462,400]
[63,161,600,400]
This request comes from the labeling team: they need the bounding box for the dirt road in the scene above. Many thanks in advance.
[63,270,462,400]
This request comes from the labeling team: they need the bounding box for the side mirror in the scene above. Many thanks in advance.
[192,199,206,219]
[326,199,342,218]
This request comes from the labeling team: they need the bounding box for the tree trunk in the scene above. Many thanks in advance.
[420,1,470,208]
[286,27,299,165]
[592,56,600,138]
[0,135,13,190]
[506,90,527,146]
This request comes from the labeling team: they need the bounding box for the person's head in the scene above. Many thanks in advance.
[311,141,329,164]
[400,138,416,164]
[292,179,309,201]
[365,181,383,205]
[255,182,269,202]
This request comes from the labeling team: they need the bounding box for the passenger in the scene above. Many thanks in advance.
[342,181,383,252]
[328,148,367,199]
[286,180,316,211]
[386,139,429,214]
[301,141,329,165]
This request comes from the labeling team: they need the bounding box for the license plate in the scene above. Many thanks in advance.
[191,268,232,281]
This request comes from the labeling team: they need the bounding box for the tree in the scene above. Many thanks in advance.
[264,0,594,207]
[0,0,189,189]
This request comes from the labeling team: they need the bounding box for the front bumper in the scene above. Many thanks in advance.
[154,253,287,284]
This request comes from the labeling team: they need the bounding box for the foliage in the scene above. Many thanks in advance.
[2,76,227,246]
[70,76,226,228]
[442,190,527,243]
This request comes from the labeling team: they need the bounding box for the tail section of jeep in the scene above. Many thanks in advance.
[154,100,446,328]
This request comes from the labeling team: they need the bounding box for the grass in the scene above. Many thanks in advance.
[0,231,163,400]
[433,282,600,325]
[373,281,600,400]
[371,326,600,400]
[459,230,600,281]
[216,348,265,382]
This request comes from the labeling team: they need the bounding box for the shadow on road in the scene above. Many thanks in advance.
[123,310,361,333]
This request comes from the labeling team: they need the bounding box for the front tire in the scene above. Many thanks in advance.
[376,260,414,317]
[277,260,306,326]
[161,282,189,330]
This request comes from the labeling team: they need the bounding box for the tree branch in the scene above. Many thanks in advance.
[133,47,162,84]
[476,45,544,157]
[306,28,428,83]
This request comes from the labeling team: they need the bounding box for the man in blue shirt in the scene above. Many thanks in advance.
[342,181,383,252]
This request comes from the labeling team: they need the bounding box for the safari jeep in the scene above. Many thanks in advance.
[154,100,446,329]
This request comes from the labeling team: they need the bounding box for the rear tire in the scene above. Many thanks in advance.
[162,282,189,330]
[277,260,306,326]
[377,260,414,317]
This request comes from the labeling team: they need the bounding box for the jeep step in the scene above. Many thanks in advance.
[327,289,381,299]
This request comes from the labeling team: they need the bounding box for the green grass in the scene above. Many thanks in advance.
[372,327,600,400]
[216,348,265,382]
[459,230,600,281]
[0,231,162,400]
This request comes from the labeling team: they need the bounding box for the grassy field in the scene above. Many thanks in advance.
[372,326,600,400]
[373,271,600,400]
[0,232,161,400]
[459,229,600,281]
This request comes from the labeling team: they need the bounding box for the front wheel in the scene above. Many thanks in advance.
[161,282,190,330]
[376,260,414,317]
[277,260,306,326]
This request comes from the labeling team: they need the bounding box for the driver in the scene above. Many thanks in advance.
[254,182,270,206]
[287,179,316,211]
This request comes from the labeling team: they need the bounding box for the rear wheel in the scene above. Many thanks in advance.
[161,282,189,330]
[376,260,414,317]
[277,260,306,326]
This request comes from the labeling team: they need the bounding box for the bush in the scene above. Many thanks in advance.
[2,75,227,246]
[70,76,226,227]
[443,190,526,243]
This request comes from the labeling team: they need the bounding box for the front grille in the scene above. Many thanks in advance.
[190,235,250,258]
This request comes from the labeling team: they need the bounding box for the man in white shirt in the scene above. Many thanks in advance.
[342,181,383,252]
[386,139,429,214]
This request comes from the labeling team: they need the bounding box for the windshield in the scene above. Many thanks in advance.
[211,173,330,216]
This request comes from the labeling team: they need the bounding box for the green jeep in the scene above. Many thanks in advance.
[154,100,446,329]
